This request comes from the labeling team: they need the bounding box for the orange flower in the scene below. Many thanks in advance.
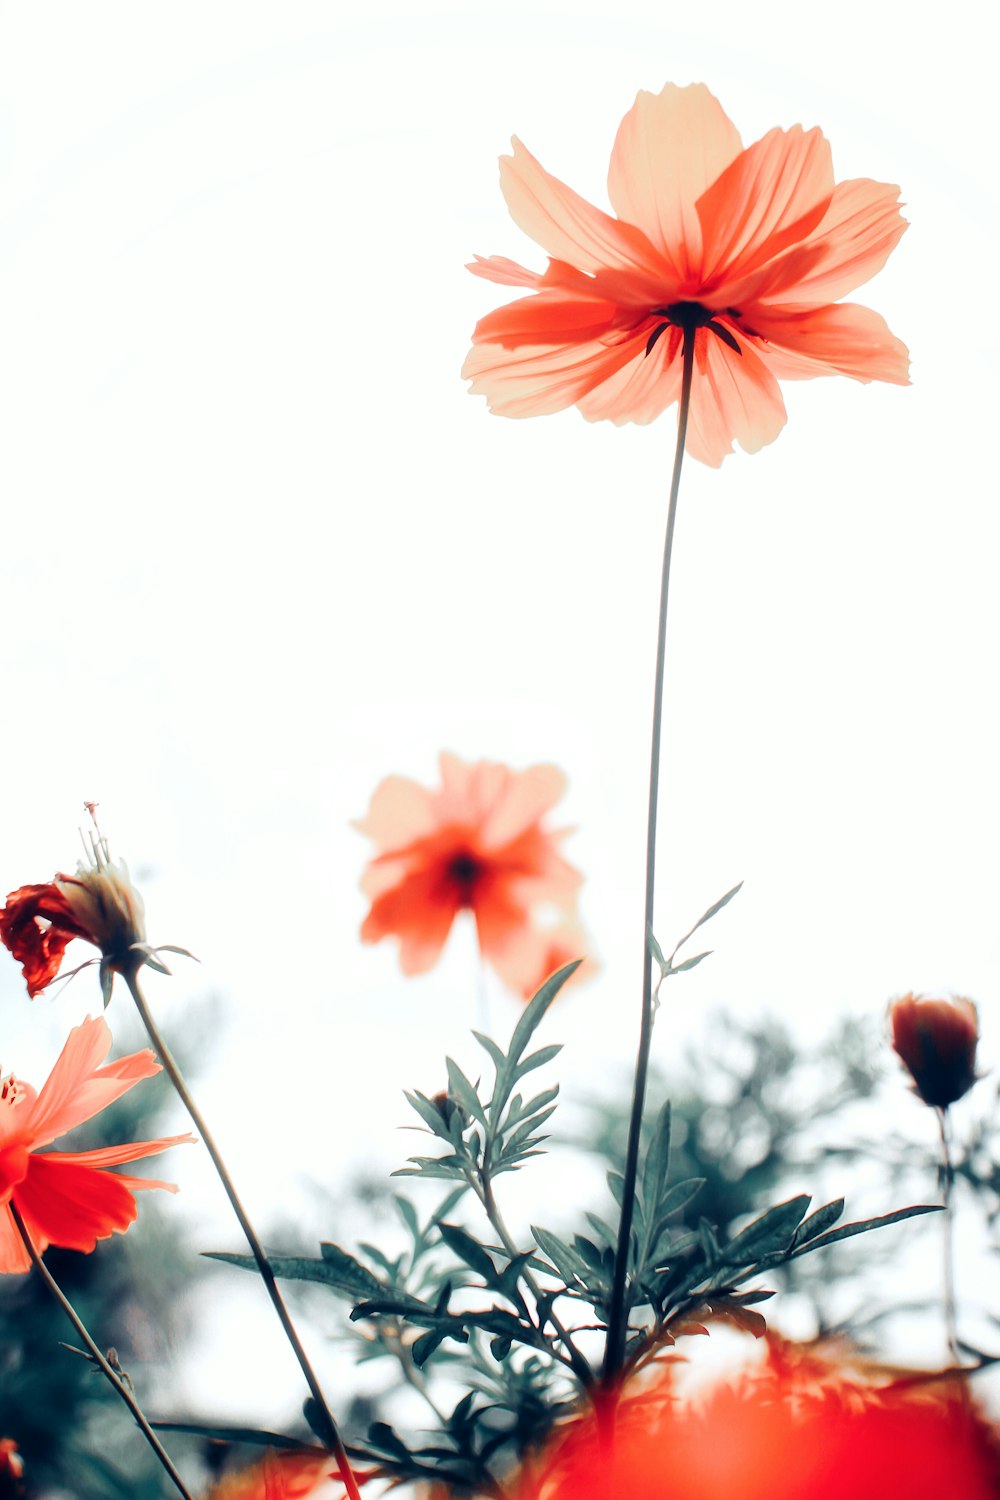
[357,752,584,994]
[0,1015,192,1274]
[890,992,980,1109]
[1,834,178,1002]
[464,83,908,466]
[513,1354,999,1500]
[207,1450,359,1499]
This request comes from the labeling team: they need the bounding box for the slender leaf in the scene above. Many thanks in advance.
[438,1223,498,1284]
[721,1196,811,1265]
[790,1203,942,1257]
[791,1198,845,1249]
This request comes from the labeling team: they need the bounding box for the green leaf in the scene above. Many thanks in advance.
[204,1251,389,1300]
[791,1199,845,1249]
[721,1196,811,1265]
[678,881,743,948]
[446,1057,486,1125]
[317,1242,387,1299]
[151,1422,310,1451]
[493,962,580,1113]
[514,1043,563,1080]
[647,924,668,974]
[412,1328,449,1366]
[640,1103,672,1217]
[438,1223,499,1284]
[790,1203,942,1257]
[531,1226,587,1285]
[671,950,711,974]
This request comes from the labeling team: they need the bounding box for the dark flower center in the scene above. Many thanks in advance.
[447,851,483,898]
[645,300,743,358]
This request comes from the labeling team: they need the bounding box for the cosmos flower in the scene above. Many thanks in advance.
[0,1440,23,1497]
[206,1450,360,1499]
[0,1015,192,1274]
[356,752,585,994]
[464,82,908,465]
[890,992,980,1109]
[511,1346,999,1500]
[1,833,185,1003]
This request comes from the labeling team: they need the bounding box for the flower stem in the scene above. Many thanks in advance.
[9,1200,194,1500]
[124,971,362,1500]
[937,1106,960,1366]
[603,325,696,1384]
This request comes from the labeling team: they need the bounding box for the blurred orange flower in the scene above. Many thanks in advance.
[0,1015,192,1274]
[0,1440,23,1497]
[1,835,153,1001]
[513,1347,999,1500]
[890,992,980,1109]
[207,1449,359,1499]
[464,82,908,465]
[357,752,587,995]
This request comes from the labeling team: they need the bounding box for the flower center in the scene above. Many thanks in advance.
[447,851,483,900]
[645,300,742,358]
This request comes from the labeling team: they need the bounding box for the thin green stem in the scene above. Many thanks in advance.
[603,325,697,1384]
[124,971,362,1500]
[937,1106,960,1366]
[474,1171,593,1388]
[9,1200,194,1500]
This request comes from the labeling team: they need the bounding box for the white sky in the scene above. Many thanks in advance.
[1,0,997,1438]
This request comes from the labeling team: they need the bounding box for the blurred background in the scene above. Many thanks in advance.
[0,1,997,1492]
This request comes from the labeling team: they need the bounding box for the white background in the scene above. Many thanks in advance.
[0,0,996,1433]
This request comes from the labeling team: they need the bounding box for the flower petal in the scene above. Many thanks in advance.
[463,331,647,419]
[479,764,567,849]
[353,775,437,850]
[41,1133,193,1170]
[500,137,668,291]
[0,882,82,997]
[576,325,684,425]
[13,1154,145,1253]
[685,332,787,467]
[360,867,461,974]
[697,125,833,286]
[0,1204,31,1274]
[471,287,621,348]
[751,303,910,384]
[607,83,743,281]
[763,177,908,303]
[26,1016,160,1149]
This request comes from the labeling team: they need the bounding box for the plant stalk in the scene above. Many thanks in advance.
[937,1106,960,1366]
[125,970,362,1500]
[603,325,696,1383]
[10,1200,195,1500]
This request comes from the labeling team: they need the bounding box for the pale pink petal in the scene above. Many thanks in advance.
[463,332,647,419]
[752,303,910,384]
[353,775,437,850]
[467,255,598,293]
[685,334,787,467]
[577,326,684,425]
[479,764,567,849]
[762,178,908,303]
[465,760,514,825]
[607,83,743,282]
[27,1017,160,1149]
[500,138,668,292]
[697,126,833,285]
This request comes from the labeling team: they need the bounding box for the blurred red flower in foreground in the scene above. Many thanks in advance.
[464,82,908,465]
[1,834,151,1000]
[0,1015,191,1274]
[357,752,586,996]
[890,992,980,1109]
[0,1440,23,1497]
[207,1449,359,1499]
[513,1346,999,1500]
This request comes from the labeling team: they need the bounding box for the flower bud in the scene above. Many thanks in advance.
[890,992,979,1109]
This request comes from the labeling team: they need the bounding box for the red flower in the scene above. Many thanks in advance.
[356,752,586,995]
[0,1440,23,1498]
[1,835,178,1002]
[890,992,980,1109]
[0,1015,192,1274]
[512,1351,999,1500]
[207,1450,362,1499]
[464,83,908,465]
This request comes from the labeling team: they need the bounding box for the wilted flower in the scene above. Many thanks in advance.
[207,1449,358,1499]
[356,752,587,996]
[0,1015,192,1273]
[890,992,979,1109]
[1,832,186,1004]
[464,82,908,465]
[512,1347,999,1500]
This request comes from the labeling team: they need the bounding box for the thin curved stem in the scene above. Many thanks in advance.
[125,971,362,1500]
[10,1200,194,1500]
[603,326,696,1384]
[937,1106,960,1366]
[474,1171,592,1388]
